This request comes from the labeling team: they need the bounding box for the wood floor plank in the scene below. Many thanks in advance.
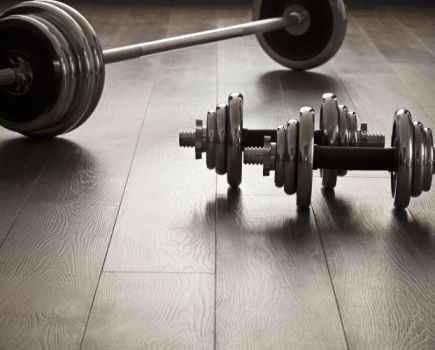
[81,272,214,350]
[215,193,347,349]
[103,2,217,273]
[311,177,435,349]
[0,3,168,348]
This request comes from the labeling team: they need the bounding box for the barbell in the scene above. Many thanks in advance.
[0,0,347,137]
[179,92,434,209]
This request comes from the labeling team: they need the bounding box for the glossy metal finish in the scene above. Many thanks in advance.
[275,125,286,187]
[215,104,228,175]
[337,104,349,176]
[195,119,206,160]
[262,136,275,176]
[423,128,433,191]
[226,93,243,188]
[347,110,358,146]
[297,107,315,208]
[411,122,425,197]
[206,110,217,170]
[391,109,414,210]
[284,119,298,195]
[320,93,339,189]
[103,15,301,64]
[253,0,347,70]
[0,0,104,137]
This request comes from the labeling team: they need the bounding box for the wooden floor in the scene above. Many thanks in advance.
[0,1,434,349]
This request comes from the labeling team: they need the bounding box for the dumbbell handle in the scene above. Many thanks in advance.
[313,146,396,171]
[103,14,302,64]
[0,68,16,86]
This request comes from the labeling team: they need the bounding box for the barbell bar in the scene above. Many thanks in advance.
[0,0,347,137]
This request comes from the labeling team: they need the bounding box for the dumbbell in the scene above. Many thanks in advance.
[179,92,385,188]
[244,109,434,209]
[0,0,347,138]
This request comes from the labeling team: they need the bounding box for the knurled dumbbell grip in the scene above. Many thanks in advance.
[313,146,396,171]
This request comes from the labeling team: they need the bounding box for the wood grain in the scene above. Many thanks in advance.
[0,3,169,348]
[215,193,347,349]
[103,2,217,273]
[312,177,435,349]
[81,272,214,350]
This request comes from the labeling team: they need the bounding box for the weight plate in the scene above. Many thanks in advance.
[297,107,314,208]
[215,104,227,176]
[391,109,414,210]
[226,93,243,188]
[0,15,71,136]
[275,125,286,188]
[253,0,347,70]
[320,93,339,189]
[347,110,358,147]
[284,119,298,195]
[411,121,425,198]
[206,109,217,169]
[43,0,105,132]
[423,127,433,192]
[337,104,348,176]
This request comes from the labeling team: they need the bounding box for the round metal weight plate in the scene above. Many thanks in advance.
[411,122,425,198]
[296,106,314,208]
[215,104,227,176]
[284,119,298,195]
[320,93,339,189]
[0,15,69,136]
[391,109,414,210]
[253,0,347,70]
[226,93,243,188]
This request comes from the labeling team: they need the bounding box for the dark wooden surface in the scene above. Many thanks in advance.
[0,1,434,349]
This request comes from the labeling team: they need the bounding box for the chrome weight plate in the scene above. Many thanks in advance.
[337,104,349,176]
[275,125,286,188]
[423,128,433,192]
[411,122,425,198]
[284,119,298,195]
[253,0,347,70]
[43,0,105,132]
[297,107,315,208]
[320,93,339,189]
[215,104,227,175]
[0,14,73,136]
[227,93,243,187]
[391,109,414,210]
[206,109,217,170]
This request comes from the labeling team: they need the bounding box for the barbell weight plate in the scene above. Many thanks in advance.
[0,15,72,136]
[206,109,217,169]
[320,93,339,189]
[43,0,105,132]
[275,125,286,188]
[226,93,243,188]
[337,104,349,176]
[215,103,227,176]
[253,0,347,70]
[411,121,425,198]
[423,127,433,192]
[296,106,314,208]
[391,109,414,210]
[284,119,298,195]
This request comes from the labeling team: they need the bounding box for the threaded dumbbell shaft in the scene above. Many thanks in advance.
[179,130,196,147]
[243,147,264,165]
[365,133,385,147]
[0,68,17,87]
